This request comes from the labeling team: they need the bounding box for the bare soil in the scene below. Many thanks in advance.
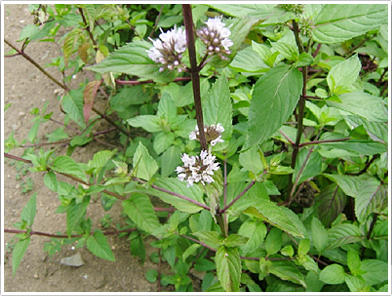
[3,4,169,292]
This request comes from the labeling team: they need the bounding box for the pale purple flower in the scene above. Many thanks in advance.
[189,123,225,147]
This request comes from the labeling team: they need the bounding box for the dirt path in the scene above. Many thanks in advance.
[3,4,164,292]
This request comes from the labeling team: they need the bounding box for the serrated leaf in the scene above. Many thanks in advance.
[20,193,37,227]
[229,46,269,73]
[87,40,177,83]
[161,146,182,178]
[323,173,376,197]
[360,259,388,285]
[12,238,31,275]
[223,234,249,248]
[215,246,241,292]
[61,90,85,128]
[347,249,361,275]
[269,260,307,288]
[129,232,145,262]
[182,244,201,261]
[146,178,206,213]
[344,115,388,143]
[153,132,174,155]
[193,231,223,246]
[313,4,388,44]
[327,54,361,94]
[328,92,387,123]
[66,197,90,237]
[355,182,386,223]
[314,184,346,227]
[86,230,115,261]
[298,239,310,256]
[293,149,323,184]
[83,80,102,124]
[319,264,345,284]
[89,150,116,169]
[311,217,328,255]
[248,64,302,147]
[44,171,58,192]
[52,155,87,183]
[238,219,267,255]
[122,193,160,235]
[244,202,306,238]
[127,115,162,133]
[265,227,282,255]
[239,146,263,175]
[202,74,233,140]
[63,28,82,67]
[133,142,158,181]
[328,223,363,249]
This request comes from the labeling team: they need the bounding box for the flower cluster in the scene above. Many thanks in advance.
[189,123,225,146]
[197,16,233,61]
[147,26,187,72]
[176,150,220,187]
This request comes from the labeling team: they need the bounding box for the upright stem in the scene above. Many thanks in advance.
[182,4,207,151]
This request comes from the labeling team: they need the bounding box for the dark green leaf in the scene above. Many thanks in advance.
[12,238,31,275]
[146,269,159,283]
[66,197,90,237]
[269,260,306,287]
[61,90,85,128]
[44,171,58,192]
[127,115,162,133]
[133,142,158,181]
[86,230,115,261]
[20,193,37,227]
[248,64,302,147]
[202,74,233,140]
[319,264,346,284]
[314,185,346,227]
[215,246,241,292]
[293,149,323,184]
[356,182,386,223]
[88,40,177,83]
[182,244,201,261]
[328,223,363,249]
[52,155,87,183]
[129,232,145,262]
[313,5,388,44]
[122,193,160,235]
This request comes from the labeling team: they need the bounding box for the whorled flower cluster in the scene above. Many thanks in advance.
[197,16,233,61]
[176,150,220,187]
[189,123,225,146]
[146,26,187,72]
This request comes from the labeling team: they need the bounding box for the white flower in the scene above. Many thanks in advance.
[197,16,233,60]
[176,150,220,187]
[147,26,187,72]
[188,123,225,146]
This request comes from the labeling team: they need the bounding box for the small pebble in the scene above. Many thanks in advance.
[34,273,39,279]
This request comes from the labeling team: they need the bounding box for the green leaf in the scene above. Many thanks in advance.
[305,271,324,292]
[122,193,161,235]
[239,146,263,175]
[265,227,282,255]
[28,120,41,143]
[360,259,388,285]
[355,181,386,223]
[61,90,85,128]
[313,5,388,44]
[319,264,346,284]
[161,146,182,178]
[294,52,313,67]
[129,232,145,262]
[86,230,115,261]
[12,238,31,275]
[269,260,307,288]
[238,219,267,255]
[46,128,69,143]
[298,239,310,256]
[215,246,241,292]
[44,171,58,192]
[133,142,158,181]
[271,31,298,61]
[344,274,367,292]
[223,234,249,248]
[89,150,116,169]
[127,115,162,133]
[280,245,294,257]
[146,269,159,283]
[66,197,90,237]
[202,74,233,140]
[344,115,388,143]
[153,132,175,155]
[20,193,37,227]
[147,178,206,213]
[293,149,323,184]
[328,223,363,249]
[347,249,361,275]
[193,231,223,246]
[327,54,361,94]
[323,174,370,197]
[311,217,328,255]
[87,40,177,83]
[157,92,177,125]
[314,185,346,227]
[52,155,87,183]
[182,244,201,261]
[248,64,302,147]
[327,92,387,123]
[229,46,269,73]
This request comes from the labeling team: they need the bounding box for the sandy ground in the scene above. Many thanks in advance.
[3,4,169,292]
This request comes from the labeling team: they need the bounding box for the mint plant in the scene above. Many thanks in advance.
[4,4,388,292]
